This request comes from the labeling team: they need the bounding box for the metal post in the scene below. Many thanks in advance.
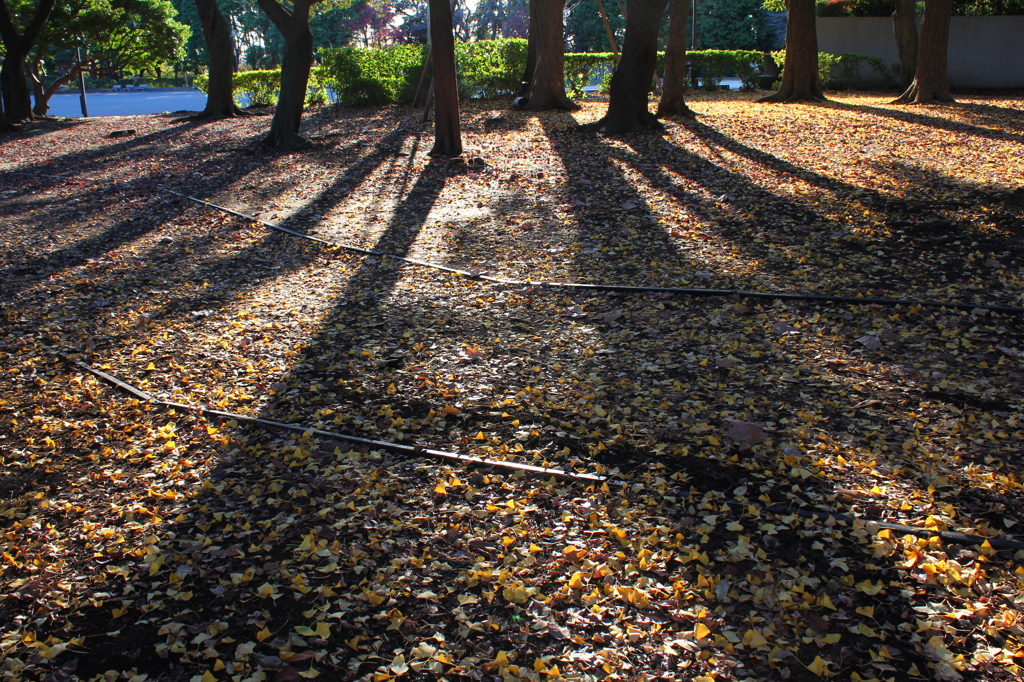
[76,47,89,117]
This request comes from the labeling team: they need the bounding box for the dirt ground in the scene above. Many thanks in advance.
[2,92,1024,682]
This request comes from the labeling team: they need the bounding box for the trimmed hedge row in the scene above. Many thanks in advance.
[194,39,885,108]
[771,50,896,88]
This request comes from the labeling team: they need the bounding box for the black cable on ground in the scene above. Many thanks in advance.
[42,347,1024,552]
[47,346,604,484]
[766,505,1024,552]
[159,187,1024,316]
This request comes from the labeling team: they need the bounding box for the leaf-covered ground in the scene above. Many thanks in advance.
[1,92,1023,682]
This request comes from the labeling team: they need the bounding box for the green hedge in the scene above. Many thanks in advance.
[193,68,333,107]
[199,41,826,109]
[320,45,426,106]
[770,51,896,88]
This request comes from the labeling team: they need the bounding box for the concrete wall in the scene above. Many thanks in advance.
[816,16,1024,89]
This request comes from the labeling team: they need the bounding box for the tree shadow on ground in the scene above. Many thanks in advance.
[827,98,1024,145]
[3,102,1022,682]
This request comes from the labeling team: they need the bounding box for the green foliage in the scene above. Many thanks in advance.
[206,41,796,109]
[563,52,614,98]
[687,49,765,89]
[770,50,896,88]
[320,38,528,105]
[454,38,528,98]
[811,0,1023,15]
[320,44,425,106]
[194,68,333,107]
[566,0,625,53]
[697,0,771,50]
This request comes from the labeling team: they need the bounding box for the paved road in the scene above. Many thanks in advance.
[44,88,208,118]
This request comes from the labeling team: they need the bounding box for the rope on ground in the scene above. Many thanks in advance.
[159,187,1024,316]
[45,345,605,485]
[766,505,1024,552]
[37,346,1024,552]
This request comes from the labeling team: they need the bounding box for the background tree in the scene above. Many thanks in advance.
[657,0,691,116]
[894,0,953,102]
[254,0,322,148]
[758,0,823,101]
[566,0,624,51]
[170,0,207,71]
[428,0,460,156]
[696,0,768,48]
[0,0,57,121]
[593,0,668,133]
[188,0,247,119]
[527,0,578,110]
[471,0,528,39]
[345,0,405,46]
[891,0,918,88]
[27,0,188,117]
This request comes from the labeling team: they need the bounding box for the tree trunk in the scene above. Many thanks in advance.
[30,60,79,117]
[657,0,692,117]
[190,0,249,120]
[0,0,57,121]
[527,0,578,111]
[0,107,15,133]
[429,0,462,157]
[893,0,953,104]
[596,0,620,61]
[28,59,47,116]
[524,0,538,85]
[892,0,918,89]
[255,0,317,148]
[594,0,668,133]
[758,0,823,103]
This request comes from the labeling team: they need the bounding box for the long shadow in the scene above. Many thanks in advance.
[826,98,1024,145]
[681,119,1022,289]
[536,118,907,681]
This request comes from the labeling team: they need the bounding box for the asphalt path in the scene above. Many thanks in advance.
[44,88,208,118]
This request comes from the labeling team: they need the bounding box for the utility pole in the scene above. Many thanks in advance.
[76,47,89,117]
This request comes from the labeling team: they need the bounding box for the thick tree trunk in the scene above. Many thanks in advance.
[0,108,15,133]
[594,0,668,133]
[892,0,918,89]
[429,0,462,157]
[0,0,56,121]
[256,0,317,148]
[0,49,33,120]
[527,0,578,111]
[758,0,823,103]
[893,0,953,104]
[657,0,692,117]
[190,0,249,120]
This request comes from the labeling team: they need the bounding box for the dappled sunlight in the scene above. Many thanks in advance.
[2,96,1023,681]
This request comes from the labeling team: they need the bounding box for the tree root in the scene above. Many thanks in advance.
[180,105,255,123]
[757,89,826,103]
[527,92,581,112]
[260,129,314,150]
[892,82,956,104]
[591,110,665,135]
[656,102,695,118]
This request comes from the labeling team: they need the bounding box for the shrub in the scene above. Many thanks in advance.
[685,49,764,90]
[320,45,425,106]
[194,69,332,107]
[770,50,896,88]
[455,39,528,98]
